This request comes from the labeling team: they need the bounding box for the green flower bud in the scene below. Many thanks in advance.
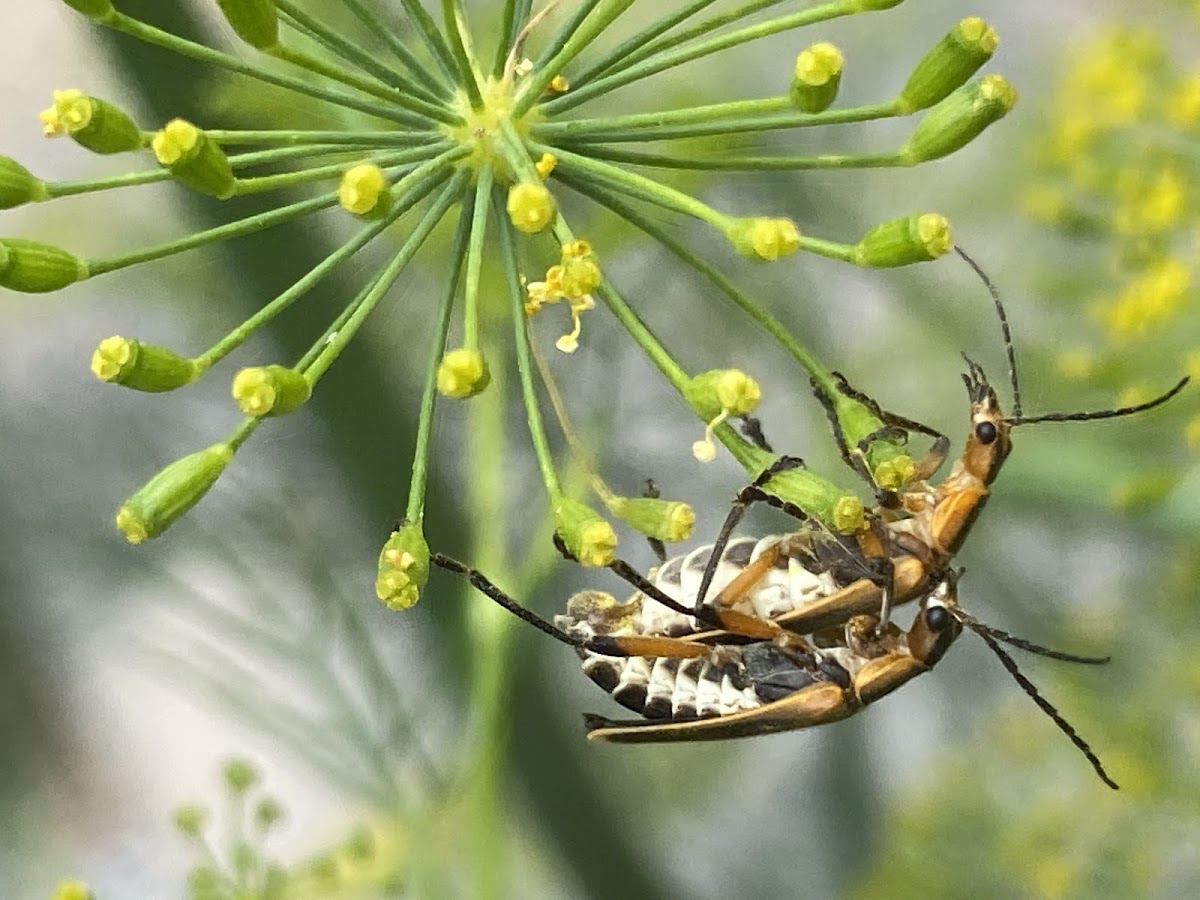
[873,454,916,490]
[0,157,48,208]
[608,496,695,543]
[115,442,235,543]
[39,90,143,154]
[375,520,431,610]
[52,881,94,900]
[0,238,88,292]
[853,213,952,267]
[899,75,1017,165]
[758,460,864,534]
[436,347,491,399]
[507,181,556,234]
[152,119,237,199]
[343,825,374,860]
[231,365,311,417]
[91,336,198,392]
[790,42,843,113]
[898,17,999,113]
[554,497,618,567]
[59,0,115,20]
[216,0,281,50]
[172,804,207,839]
[222,758,258,793]
[684,369,761,421]
[727,216,802,261]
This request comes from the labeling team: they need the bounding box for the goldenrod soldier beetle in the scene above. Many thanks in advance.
[430,555,1119,787]
[693,247,1189,631]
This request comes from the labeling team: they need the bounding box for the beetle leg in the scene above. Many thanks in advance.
[640,478,668,564]
[692,454,809,617]
[432,554,714,660]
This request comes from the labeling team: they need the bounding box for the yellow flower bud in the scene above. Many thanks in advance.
[436,347,491,399]
[115,443,235,543]
[231,364,311,416]
[535,152,557,179]
[854,213,952,267]
[830,495,866,533]
[216,0,280,50]
[39,90,143,154]
[375,520,431,610]
[152,119,237,199]
[52,880,94,900]
[91,336,198,392]
[558,240,601,296]
[608,496,695,543]
[338,163,391,216]
[790,42,843,113]
[0,238,88,292]
[728,217,802,261]
[554,497,618,567]
[549,74,570,93]
[684,369,761,461]
[506,181,556,233]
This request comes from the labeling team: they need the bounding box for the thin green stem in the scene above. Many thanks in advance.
[569,0,721,86]
[303,173,466,386]
[103,11,433,128]
[225,416,261,453]
[442,0,485,108]
[87,193,338,276]
[497,208,562,500]
[493,0,532,76]
[540,0,856,115]
[464,326,516,900]
[45,145,377,199]
[584,0,787,85]
[558,171,839,396]
[531,141,727,228]
[89,145,466,278]
[463,166,495,349]
[206,130,441,147]
[232,146,443,195]
[554,145,906,170]
[407,198,476,522]
[275,0,444,107]
[295,283,372,374]
[342,0,452,97]
[531,0,602,70]
[267,42,456,124]
[514,0,636,116]
[532,99,899,143]
[398,0,461,83]
[194,167,438,373]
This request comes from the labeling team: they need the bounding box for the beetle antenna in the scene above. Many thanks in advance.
[952,610,1110,664]
[1005,375,1189,427]
[956,246,1022,418]
[963,619,1119,789]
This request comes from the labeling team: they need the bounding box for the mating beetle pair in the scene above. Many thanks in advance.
[432,251,1186,790]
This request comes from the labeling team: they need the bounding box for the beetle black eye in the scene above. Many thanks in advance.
[976,421,998,444]
[925,606,950,632]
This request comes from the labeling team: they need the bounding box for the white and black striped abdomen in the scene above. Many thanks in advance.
[552,536,850,722]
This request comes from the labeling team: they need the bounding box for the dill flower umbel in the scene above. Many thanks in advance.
[1023,23,1199,504]
[7,2,1015,566]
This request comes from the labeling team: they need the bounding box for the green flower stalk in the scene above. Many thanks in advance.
[8,1,1014,546]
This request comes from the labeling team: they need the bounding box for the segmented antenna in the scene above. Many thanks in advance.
[1006,375,1189,427]
[955,246,1022,417]
[954,610,1109,664]
[962,618,1119,789]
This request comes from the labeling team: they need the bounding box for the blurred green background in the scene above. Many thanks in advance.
[2,1,1198,898]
